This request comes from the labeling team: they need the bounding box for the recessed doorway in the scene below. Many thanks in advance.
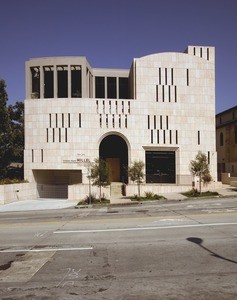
[99,134,128,183]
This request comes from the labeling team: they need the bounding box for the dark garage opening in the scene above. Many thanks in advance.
[34,170,82,199]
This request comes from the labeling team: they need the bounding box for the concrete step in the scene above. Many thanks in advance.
[110,197,132,204]
[110,182,123,197]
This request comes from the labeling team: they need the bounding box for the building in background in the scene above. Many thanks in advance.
[216,105,237,181]
[24,45,217,200]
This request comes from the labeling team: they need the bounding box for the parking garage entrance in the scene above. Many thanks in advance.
[34,170,82,198]
[99,135,128,183]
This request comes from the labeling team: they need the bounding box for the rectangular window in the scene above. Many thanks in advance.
[200,47,203,58]
[193,47,196,55]
[171,68,174,85]
[176,130,178,144]
[49,114,52,128]
[79,113,81,128]
[128,101,130,114]
[71,65,82,98]
[106,114,108,128]
[148,115,150,129]
[99,114,102,128]
[154,115,156,129]
[175,86,177,102]
[95,76,105,98]
[125,115,127,128]
[151,130,153,144]
[159,68,161,85]
[163,130,166,144]
[145,151,176,183]
[31,67,40,98]
[119,77,129,99]
[208,151,210,164]
[162,85,165,102]
[170,130,172,144]
[41,149,43,163]
[62,114,64,128]
[198,131,200,145]
[46,128,49,143]
[165,68,167,85]
[187,69,189,86]
[160,115,162,129]
[122,101,124,114]
[57,66,68,98]
[119,115,121,128]
[166,116,169,129]
[59,128,61,143]
[112,114,115,128]
[107,77,117,99]
[168,86,171,102]
[207,48,209,61]
[55,113,58,128]
[68,113,70,128]
[65,128,67,142]
[53,128,55,142]
[32,149,34,163]
[156,85,158,102]
[157,130,159,144]
[44,66,54,98]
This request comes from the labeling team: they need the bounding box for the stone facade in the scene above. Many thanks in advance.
[216,105,237,180]
[24,46,217,200]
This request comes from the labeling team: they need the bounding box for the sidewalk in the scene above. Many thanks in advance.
[0,185,236,213]
[0,199,78,213]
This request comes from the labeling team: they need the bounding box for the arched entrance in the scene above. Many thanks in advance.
[99,134,128,183]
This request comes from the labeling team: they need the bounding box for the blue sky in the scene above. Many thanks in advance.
[0,0,236,113]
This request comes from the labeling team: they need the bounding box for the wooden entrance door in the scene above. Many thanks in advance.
[106,158,120,182]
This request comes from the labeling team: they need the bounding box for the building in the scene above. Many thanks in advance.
[216,105,237,181]
[24,45,217,200]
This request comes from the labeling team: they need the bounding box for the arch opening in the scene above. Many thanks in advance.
[99,134,128,183]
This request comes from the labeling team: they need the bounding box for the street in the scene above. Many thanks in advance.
[0,198,236,299]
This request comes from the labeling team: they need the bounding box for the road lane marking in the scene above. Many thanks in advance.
[53,222,237,234]
[0,211,236,227]
[0,247,93,253]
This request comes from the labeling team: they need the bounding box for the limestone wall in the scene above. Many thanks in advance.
[0,183,37,205]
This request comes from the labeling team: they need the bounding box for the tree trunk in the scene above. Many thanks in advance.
[99,185,102,202]
[199,174,202,194]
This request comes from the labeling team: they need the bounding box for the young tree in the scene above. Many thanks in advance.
[128,160,145,197]
[90,158,110,201]
[190,151,212,194]
[0,80,12,179]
